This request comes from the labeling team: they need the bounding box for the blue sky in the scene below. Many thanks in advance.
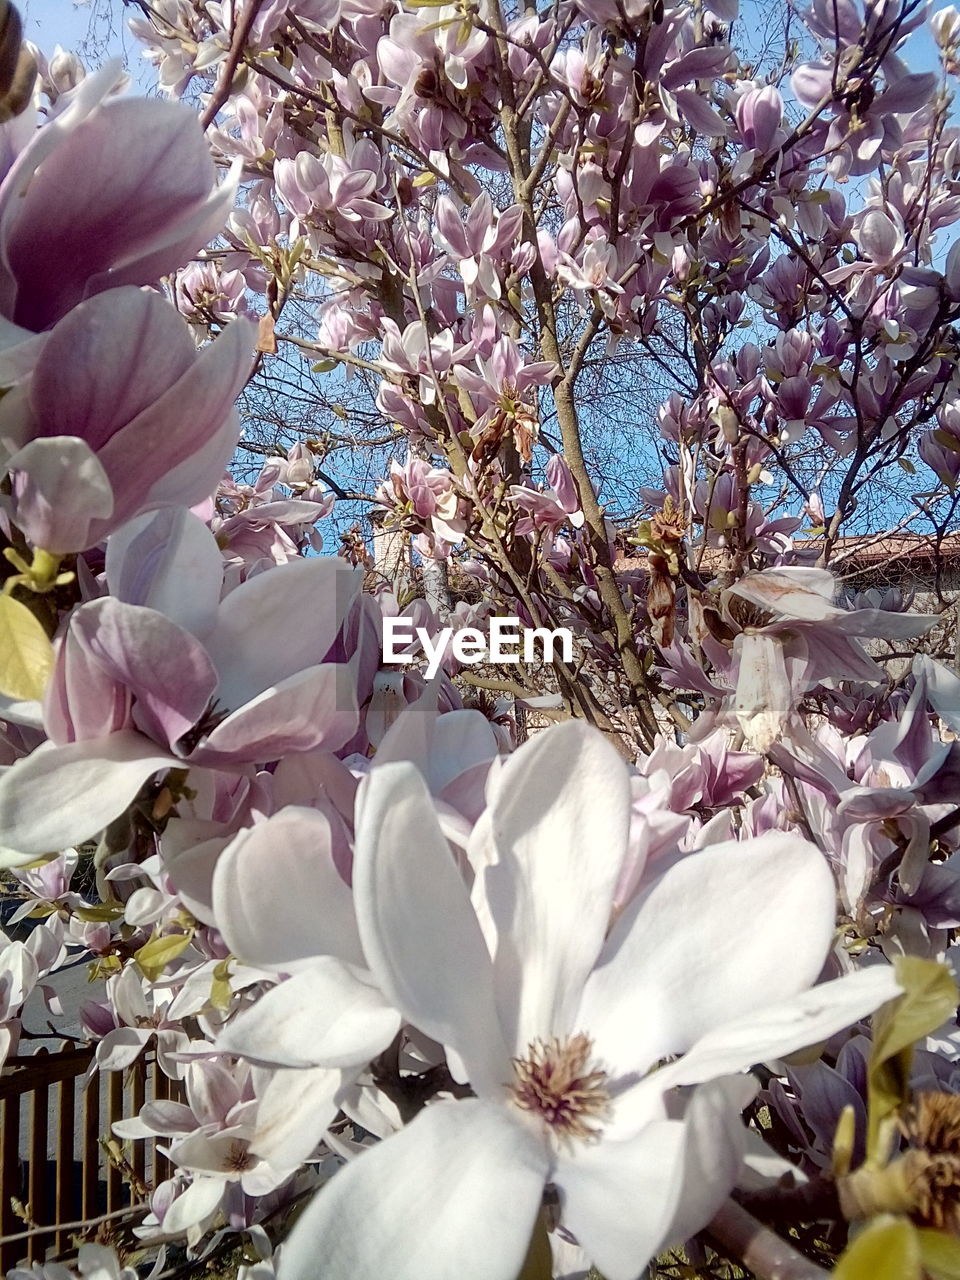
[21,0,150,78]
[21,0,959,73]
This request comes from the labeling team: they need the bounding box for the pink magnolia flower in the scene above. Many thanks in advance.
[375,458,466,546]
[0,62,241,332]
[176,261,249,323]
[83,964,192,1079]
[0,287,254,552]
[724,567,937,751]
[508,455,584,535]
[433,193,523,301]
[0,550,363,856]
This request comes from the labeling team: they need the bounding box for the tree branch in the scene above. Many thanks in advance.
[706,1200,832,1280]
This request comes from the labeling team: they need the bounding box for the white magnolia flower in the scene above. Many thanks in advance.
[7,1244,142,1280]
[279,721,902,1280]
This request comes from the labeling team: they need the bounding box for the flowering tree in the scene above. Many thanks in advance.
[5,0,960,1278]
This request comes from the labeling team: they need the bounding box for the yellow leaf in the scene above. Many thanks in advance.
[918,1229,960,1280]
[89,955,122,981]
[833,1104,857,1178]
[134,932,193,982]
[210,957,233,1011]
[833,1216,922,1280]
[867,957,958,1162]
[0,594,53,701]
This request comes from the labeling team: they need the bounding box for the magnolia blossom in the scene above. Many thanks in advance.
[83,963,191,1078]
[375,458,466,547]
[509,455,584,535]
[0,62,241,332]
[276,722,900,1280]
[0,553,362,856]
[724,566,937,750]
[0,287,254,552]
[7,1244,140,1280]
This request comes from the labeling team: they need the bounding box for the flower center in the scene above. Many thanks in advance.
[509,1033,611,1146]
[224,1141,254,1174]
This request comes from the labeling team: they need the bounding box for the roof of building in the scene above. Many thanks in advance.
[613,531,960,573]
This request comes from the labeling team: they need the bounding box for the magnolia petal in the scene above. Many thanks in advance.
[31,286,196,446]
[106,508,224,640]
[113,1100,197,1140]
[663,1075,758,1245]
[212,806,364,970]
[916,655,960,733]
[217,960,399,1068]
[556,1120,688,1280]
[161,833,230,927]
[0,732,178,854]
[581,833,835,1076]
[90,158,243,302]
[376,688,498,802]
[5,92,236,329]
[95,1026,151,1072]
[6,436,114,553]
[156,1175,225,1239]
[203,557,361,710]
[195,662,359,765]
[376,694,497,824]
[128,324,254,520]
[250,1065,345,1168]
[354,762,509,1094]
[70,598,218,749]
[277,1100,549,1280]
[667,965,902,1087]
[481,720,631,1051]
[734,632,793,752]
[725,567,835,618]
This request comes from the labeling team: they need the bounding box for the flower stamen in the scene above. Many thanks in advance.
[509,1033,611,1146]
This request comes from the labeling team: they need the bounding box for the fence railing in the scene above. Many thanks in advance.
[0,1044,177,1272]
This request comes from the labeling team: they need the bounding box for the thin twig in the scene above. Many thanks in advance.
[0,1201,146,1247]
[200,0,267,130]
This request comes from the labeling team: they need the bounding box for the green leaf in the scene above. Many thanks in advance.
[0,594,54,701]
[286,237,307,272]
[917,1230,960,1280]
[311,359,337,374]
[897,457,916,474]
[134,931,193,982]
[867,957,958,1161]
[412,170,437,186]
[833,1216,922,1280]
[74,903,126,923]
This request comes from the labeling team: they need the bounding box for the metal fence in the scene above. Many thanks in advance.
[0,1045,176,1271]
